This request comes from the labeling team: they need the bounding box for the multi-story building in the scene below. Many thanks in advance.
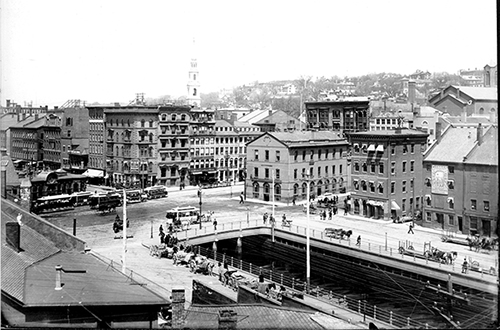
[60,106,89,174]
[369,111,414,131]
[428,85,497,118]
[422,123,498,236]
[304,99,370,133]
[246,131,350,203]
[252,110,303,133]
[159,105,192,187]
[87,106,106,180]
[189,108,216,185]
[348,128,428,220]
[10,113,62,171]
[104,106,159,188]
[459,68,485,87]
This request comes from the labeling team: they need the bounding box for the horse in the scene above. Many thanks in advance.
[425,247,448,264]
[466,236,481,252]
[341,230,353,240]
[444,251,458,265]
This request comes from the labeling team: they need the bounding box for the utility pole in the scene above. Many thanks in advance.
[272,168,275,221]
[122,189,127,273]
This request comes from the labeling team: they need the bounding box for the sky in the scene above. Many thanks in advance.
[0,0,497,107]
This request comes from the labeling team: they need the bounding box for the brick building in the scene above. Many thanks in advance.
[422,123,498,236]
[246,131,349,203]
[304,99,370,133]
[348,129,428,220]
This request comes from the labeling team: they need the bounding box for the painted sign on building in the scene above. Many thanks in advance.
[431,165,448,195]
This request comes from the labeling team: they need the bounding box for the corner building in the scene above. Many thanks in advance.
[348,129,428,220]
[246,131,349,204]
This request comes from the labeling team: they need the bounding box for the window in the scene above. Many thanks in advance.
[325,166,328,175]
[426,196,431,206]
[302,150,306,161]
[310,151,314,160]
[410,161,414,172]
[276,151,280,162]
[141,119,145,127]
[378,183,384,193]
[402,180,406,193]
[426,212,431,222]
[317,167,321,176]
[411,144,415,153]
[339,165,342,174]
[391,146,395,155]
[265,168,269,178]
[391,182,395,194]
[448,166,454,174]
[294,151,298,161]
[254,150,259,160]
[402,199,406,212]
[362,181,367,191]
[362,163,367,172]
[370,163,376,173]
[354,162,360,171]
[447,180,454,189]
[254,167,258,178]
[265,150,269,161]
[448,215,454,226]
[379,163,384,174]
[448,197,454,209]
[403,145,408,154]
[471,199,477,210]
[369,181,375,193]
[318,149,322,160]
[402,161,407,173]
[276,169,280,179]
[391,162,395,174]
[332,165,335,175]
[294,169,298,179]
[353,180,359,190]
[484,201,490,212]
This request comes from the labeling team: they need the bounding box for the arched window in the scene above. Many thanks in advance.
[161,114,167,121]
[479,107,484,115]
[253,182,260,198]
[293,183,299,196]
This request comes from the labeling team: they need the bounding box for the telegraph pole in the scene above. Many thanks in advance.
[198,186,202,229]
[122,189,127,273]
[301,173,313,289]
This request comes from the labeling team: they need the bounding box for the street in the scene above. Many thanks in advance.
[43,184,498,273]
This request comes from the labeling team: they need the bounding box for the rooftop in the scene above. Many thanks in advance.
[465,126,498,166]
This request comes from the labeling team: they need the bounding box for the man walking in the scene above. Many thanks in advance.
[356,235,361,246]
[239,192,244,204]
[408,222,415,234]
[213,218,218,231]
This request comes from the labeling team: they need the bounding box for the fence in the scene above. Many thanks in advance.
[195,245,428,329]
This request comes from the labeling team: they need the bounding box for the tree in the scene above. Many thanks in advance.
[200,92,222,109]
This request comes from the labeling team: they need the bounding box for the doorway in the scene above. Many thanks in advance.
[458,216,463,233]
[482,219,491,237]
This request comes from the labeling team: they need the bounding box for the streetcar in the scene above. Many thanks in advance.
[32,194,75,214]
[89,192,122,214]
[144,186,168,199]
[70,191,93,206]
[166,206,200,231]
[125,189,147,203]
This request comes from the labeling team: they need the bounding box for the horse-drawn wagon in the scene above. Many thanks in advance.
[324,228,352,240]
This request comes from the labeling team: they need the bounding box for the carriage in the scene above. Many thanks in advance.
[281,218,292,227]
[324,228,352,240]
[188,256,214,275]
[112,215,130,233]
[149,244,175,259]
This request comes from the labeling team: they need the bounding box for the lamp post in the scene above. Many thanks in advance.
[198,186,202,229]
[301,173,313,289]
[272,168,275,222]
[246,206,250,225]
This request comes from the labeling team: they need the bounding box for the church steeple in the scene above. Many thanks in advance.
[187,38,201,108]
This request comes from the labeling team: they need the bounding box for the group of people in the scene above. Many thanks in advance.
[158,225,178,245]
[318,206,340,221]
[262,212,275,225]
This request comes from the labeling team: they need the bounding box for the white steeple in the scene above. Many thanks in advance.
[187,38,201,108]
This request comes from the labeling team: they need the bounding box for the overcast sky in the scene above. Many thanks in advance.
[0,0,497,107]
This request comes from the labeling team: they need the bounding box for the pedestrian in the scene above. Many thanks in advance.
[408,222,415,234]
[239,192,244,204]
[213,218,218,231]
[168,223,173,234]
[344,206,348,215]
[282,214,286,221]
[292,197,296,206]
[218,262,224,282]
[356,235,361,246]
[263,213,268,225]
[329,209,332,220]
[462,258,468,274]
[159,231,165,244]
[323,210,327,220]
[159,224,164,234]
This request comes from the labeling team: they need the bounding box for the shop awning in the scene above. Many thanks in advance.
[391,200,401,210]
[83,169,105,178]
[376,145,384,152]
[367,144,376,152]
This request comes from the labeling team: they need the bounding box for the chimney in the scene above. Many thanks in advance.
[218,310,237,330]
[171,288,185,329]
[55,265,63,290]
[440,89,444,99]
[6,99,11,107]
[268,110,272,117]
[456,87,460,99]
[35,114,39,120]
[476,123,483,146]
[5,222,21,252]
[435,122,442,143]
[408,80,416,104]
[54,106,58,110]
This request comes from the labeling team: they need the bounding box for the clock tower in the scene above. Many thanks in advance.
[187,38,201,108]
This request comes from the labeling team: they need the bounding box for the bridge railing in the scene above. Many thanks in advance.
[182,219,497,279]
[196,245,428,329]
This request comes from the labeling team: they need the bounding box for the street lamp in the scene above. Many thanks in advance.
[198,186,203,229]
[301,173,313,289]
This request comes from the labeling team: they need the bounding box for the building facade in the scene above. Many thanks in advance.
[484,64,497,87]
[87,106,106,178]
[422,124,498,236]
[189,108,216,185]
[246,131,350,204]
[304,100,370,133]
[60,107,89,174]
[348,129,428,220]
[104,107,159,188]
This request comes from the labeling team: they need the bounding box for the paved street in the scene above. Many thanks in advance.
[46,183,497,274]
